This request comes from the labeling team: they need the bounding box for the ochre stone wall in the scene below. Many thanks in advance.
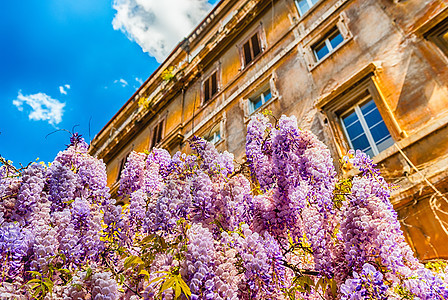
[91,0,448,260]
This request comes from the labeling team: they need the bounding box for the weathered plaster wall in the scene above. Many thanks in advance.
[92,0,448,260]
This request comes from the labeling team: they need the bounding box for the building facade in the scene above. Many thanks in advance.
[89,0,448,260]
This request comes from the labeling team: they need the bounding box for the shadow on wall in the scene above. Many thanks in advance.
[395,52,435,129]
[398,187,448,261]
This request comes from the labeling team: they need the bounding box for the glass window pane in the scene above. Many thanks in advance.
[251,96,262,112]
[329,30,344,49]
[376,136,394,153]
[314,42,329,60]
[263,89,272,102]
[360,99,376,116]
[351,134,371,153]
[344,120,364,140]
[214,131,221,143]
[363,109,383,129]
[342,110,358,127]
[369,121,391,144]
[296,0,310,15]
[365,147,374,158]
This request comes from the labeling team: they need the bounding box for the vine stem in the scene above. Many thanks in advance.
[282,260,319,276]
[104,256,142,298]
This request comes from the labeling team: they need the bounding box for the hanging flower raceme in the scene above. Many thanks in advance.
[46,161,76,212]
[246,113,274,191]
[340,263,388,299]
[15,163,45,224]
[248,114,338,275]
[0,119,447,299]
[190,136,234,178]
[119,151,146,196]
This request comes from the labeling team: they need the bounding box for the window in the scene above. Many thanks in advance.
[151,120,164,149]
[316,64,405,159]
[242,32,262,67]
[312,27,344,61]
[204,125,222,144]
[249,88,272,114]
[203,71,218,103]
[302,13,352,71]
[295,0,318,16]
[425,16,448,56]
[116,152,130,181]
[340,97,394,157]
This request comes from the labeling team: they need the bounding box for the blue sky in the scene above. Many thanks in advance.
[0,0,218,166]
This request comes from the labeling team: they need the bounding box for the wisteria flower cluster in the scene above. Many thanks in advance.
[1,115,447,300]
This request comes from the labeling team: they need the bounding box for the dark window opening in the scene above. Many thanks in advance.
[117,152,130,181]
[426,17,448,56]
[203,71,218,103]
[242,32,262,66]
[151,121,164,148]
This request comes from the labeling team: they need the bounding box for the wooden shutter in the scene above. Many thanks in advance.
[252,34,261,58]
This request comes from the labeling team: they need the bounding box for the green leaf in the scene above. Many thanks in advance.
[159,236,168,250]
[175,283,181,299]
[27,271,42,277]
[85,267,93,280]
[160,277,176,293]
[32,286,42,297]
[140,234,157,245]
[177,275,191,298]
[316,276,327,292]
[59,252,67,265]
[58,268,71,274]
[139,269,150,281]
[43,278,54,294]
[150,275,168,285]
[124,255,144,269]
[30,283,41,289]
[330,279,338,297]
[27,279,42,285]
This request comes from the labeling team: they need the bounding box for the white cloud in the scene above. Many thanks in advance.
[59,86,67,95]
[135,77,143,85]
[59,84,71,95]
[12,91,65,125]
[114,78,129,87]
[112,0,213,62]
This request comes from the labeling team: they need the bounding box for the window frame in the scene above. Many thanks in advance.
[312,26,344,62]
[202,71,218,103]
[339,95,394,157]
[116,152,130,181]
[201,63,221,105]
[150,119,165,149]
[201,117,226,147]
[295,0,319,17]
[249,87,272,115]
[242,32,262,67]
[242,73,280,121]
[413,7,448,59]
[238,25,266,70]
[316,66,405,159]
[301,13,352,71]
[425,16,448,57]
[204,123,222,145]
